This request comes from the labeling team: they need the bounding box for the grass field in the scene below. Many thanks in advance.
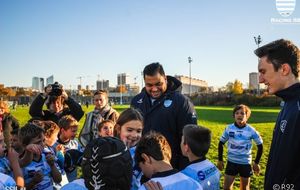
[10,105,279,190]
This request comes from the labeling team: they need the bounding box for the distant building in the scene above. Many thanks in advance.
[32,77,39,90]
[174,75,208,95]
[128,84,140,94]
[32,77,44,92]
[249,72,259,90]
[117,73,129,86]
[96,80,109,91]
[40,78,44,91]
[46,75,54,85]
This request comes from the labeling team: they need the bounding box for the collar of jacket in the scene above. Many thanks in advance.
[275,82,300,101]
[94,104,111,116]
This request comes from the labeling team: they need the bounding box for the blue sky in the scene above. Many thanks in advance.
[0,0,299,89]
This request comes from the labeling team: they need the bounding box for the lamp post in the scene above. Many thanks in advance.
[188,56,193,97]
[254,35,262,95]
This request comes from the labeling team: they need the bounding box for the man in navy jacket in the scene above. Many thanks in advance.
[255,39,300,189]
[131,62,197,170]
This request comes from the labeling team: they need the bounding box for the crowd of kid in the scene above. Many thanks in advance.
[0,88,263,190]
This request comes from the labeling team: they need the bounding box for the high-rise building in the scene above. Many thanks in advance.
[32,77,44,92]
[40,78,44,91]
[32,77,39,90]
[249,72,259,90]
[46,75,54,85]
[96,80,109,90]
[117,73,129,86]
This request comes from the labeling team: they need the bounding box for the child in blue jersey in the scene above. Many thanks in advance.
[180,124,220,190]
[217,104,263,190]
[135,131,203,190]
[0,131,24,188]
[19,122,62,190]
[114,108,144,190]
[33,120,69,188]
[54,115,83,182]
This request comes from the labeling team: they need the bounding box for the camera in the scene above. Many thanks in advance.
[49,82,63,96]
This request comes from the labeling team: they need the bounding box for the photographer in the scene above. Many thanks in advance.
[29,82,84,123]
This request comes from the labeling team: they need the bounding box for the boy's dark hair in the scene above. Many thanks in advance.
[254,39,300,77]
[58,115,79,130]
[19,123,44,146]
[233,104,251,120]
[94,90,108,98]
[134,131,171,164]
[114,108,143,137]
[98,120,115,132]
[82,137,132,190]
[143,62,165,78]
[182,124,211,157]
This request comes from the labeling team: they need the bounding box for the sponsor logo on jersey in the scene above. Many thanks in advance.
[197,167,218,181]
[197,170,206,181]
[230,143,245,150]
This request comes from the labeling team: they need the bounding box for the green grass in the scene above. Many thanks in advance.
[11,105,279,189]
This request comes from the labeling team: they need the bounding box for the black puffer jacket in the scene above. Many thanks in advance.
[29,93,84,123]
[131,76,197,169]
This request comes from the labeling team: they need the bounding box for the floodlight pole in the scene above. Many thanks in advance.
[188,56,193,97]
[254,35,262,96]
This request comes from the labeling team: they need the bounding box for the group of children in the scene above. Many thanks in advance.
[0,93,264,190]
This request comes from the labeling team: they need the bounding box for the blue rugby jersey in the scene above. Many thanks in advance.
[22,153,53,190]
[53,138,83,182]
[44,146,69,188]
[220,123,263,164]
[138,169,203,190]
[0,173,16,188]
[130,146,142,190]
[0,157,11,176]
[61,178,86,190]
[181,158,220,190]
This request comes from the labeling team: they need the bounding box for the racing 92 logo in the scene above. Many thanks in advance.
[276,0,296,17]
